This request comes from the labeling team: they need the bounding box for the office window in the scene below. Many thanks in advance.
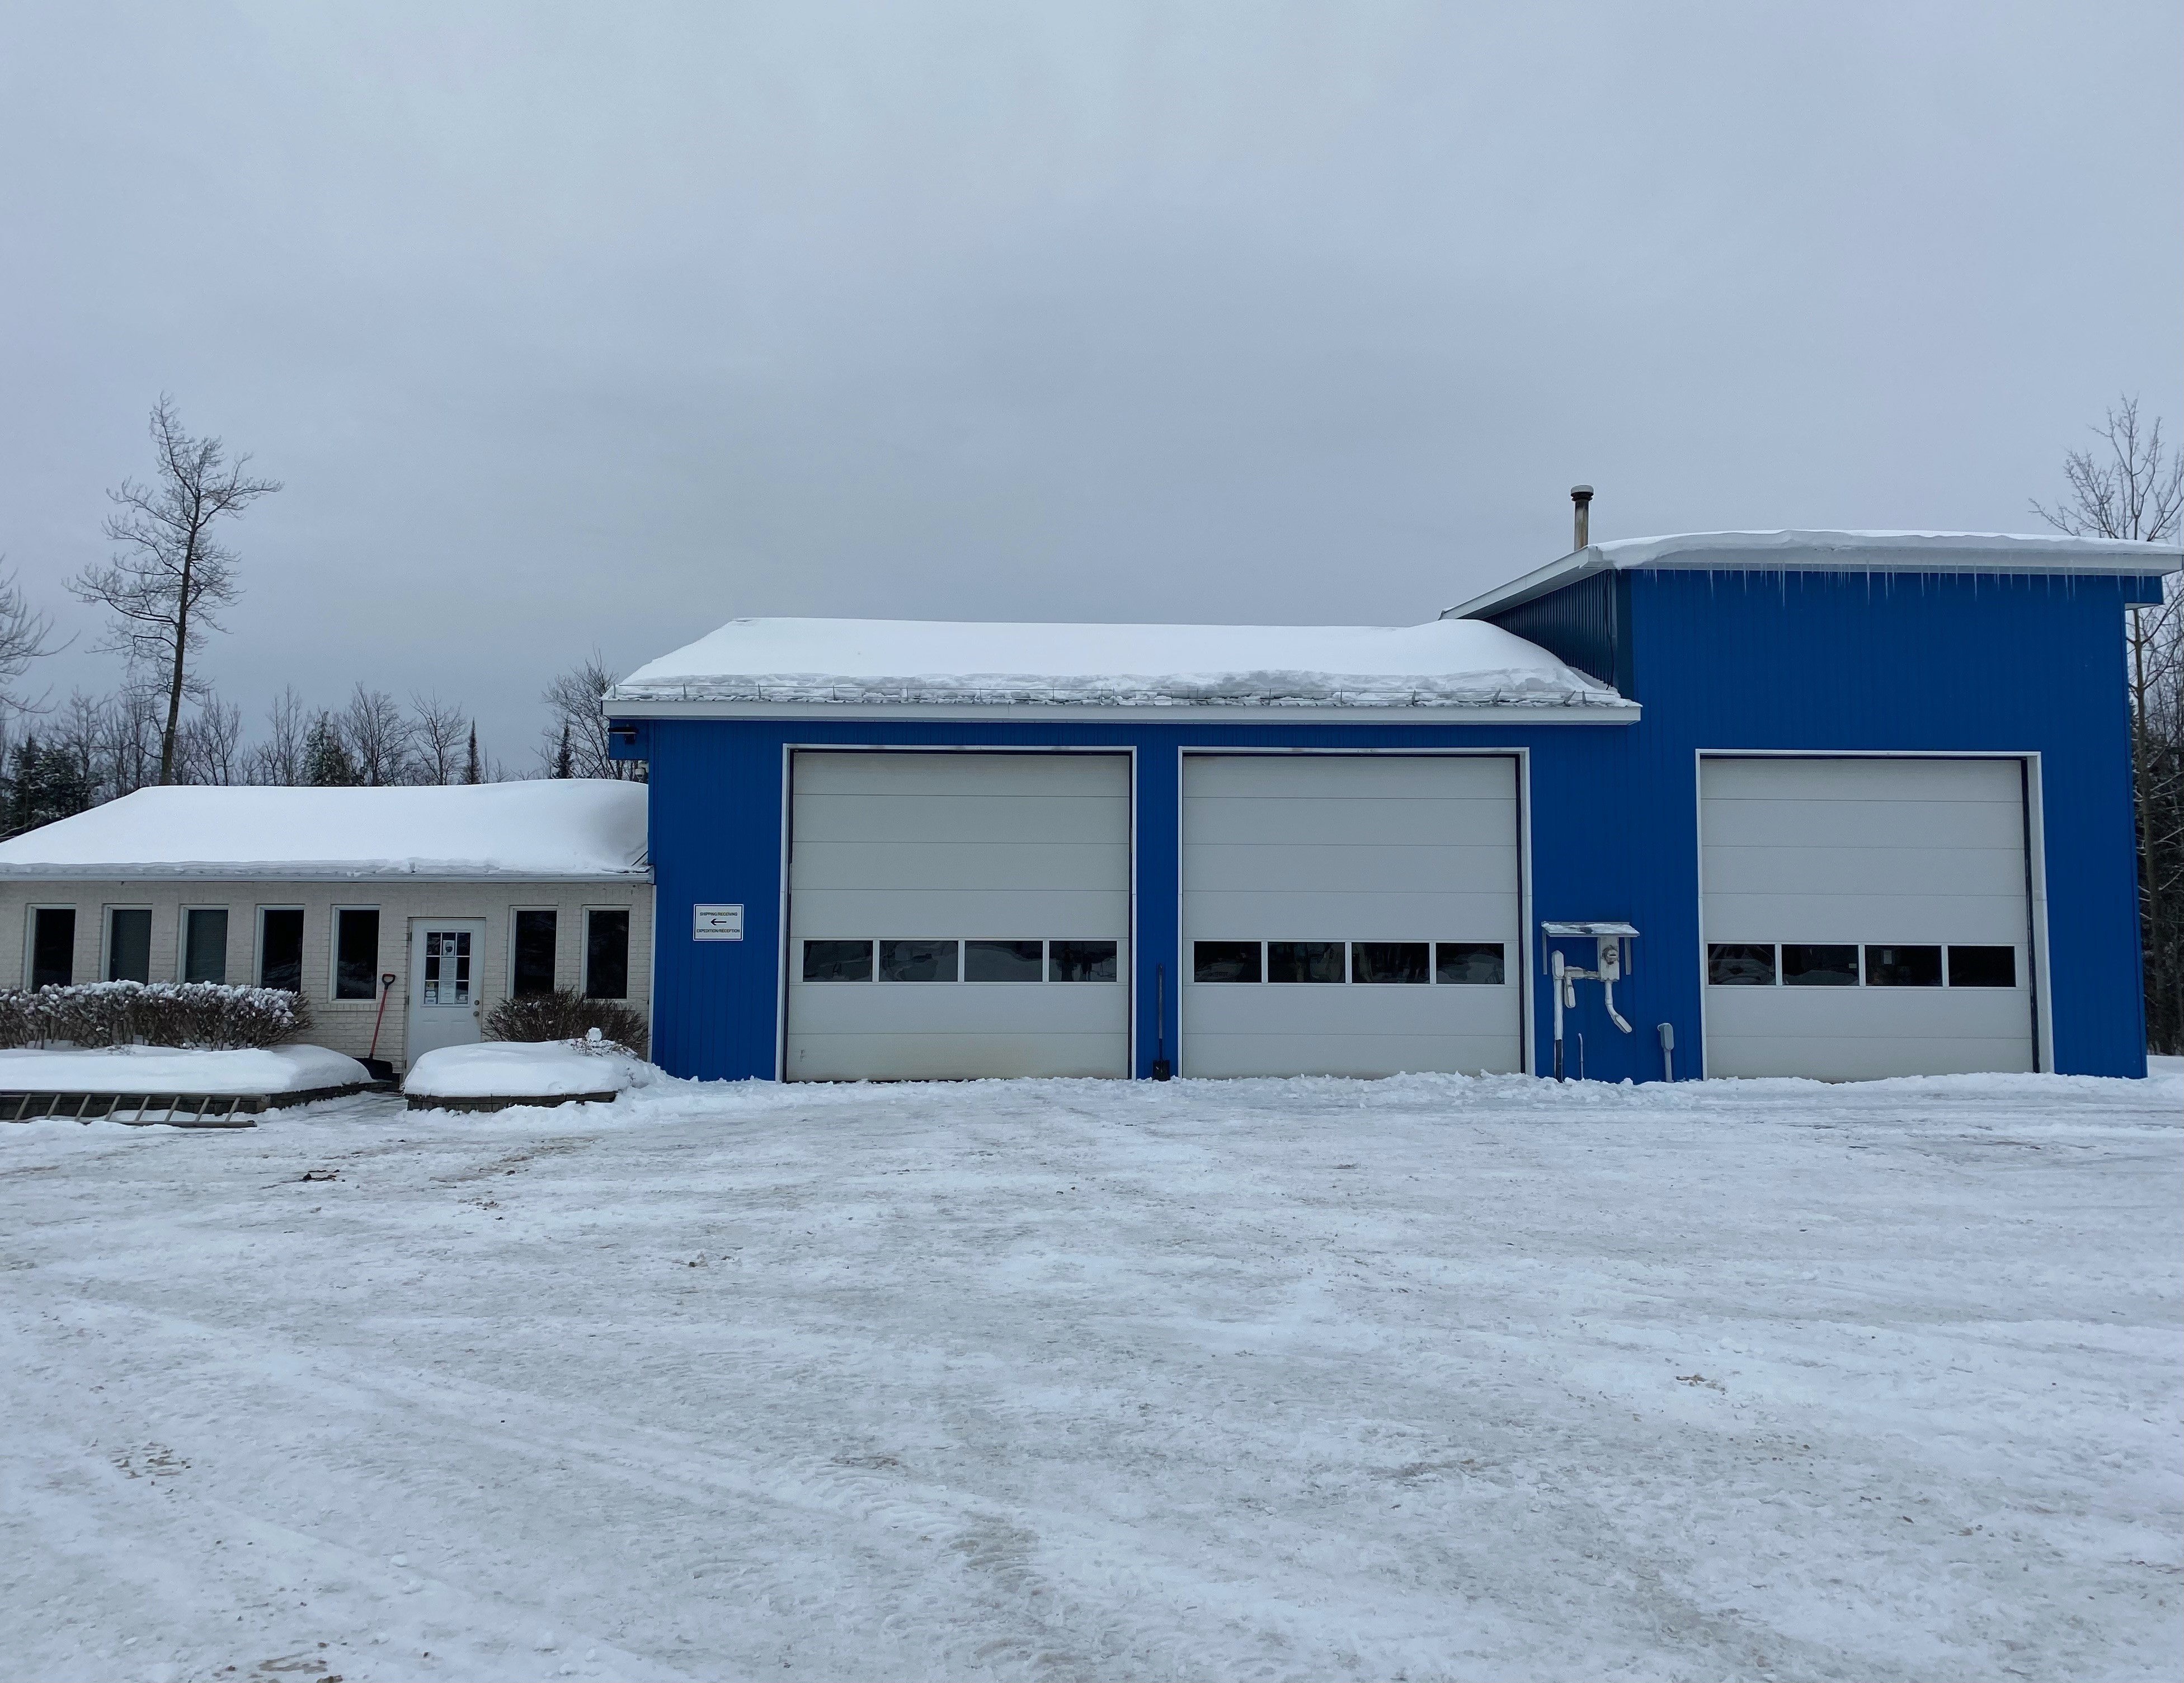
[1948,946,2017,988]
[183,908,228,984]
[585,909,630,999]
[803,939,873,981]
[106,908,152,982]
[1782,944,1859,986]
[30,907,74,989]
[1435,942,1505,985]
[1352,941,1430,985]
[1193,941,1260,984]
[512,909,557,997]
[1865,944,1942,988]
[260,909,304,992]
[1707,943,1777,986]
[1267,941,1345,984]
[879,939,957,981]
[335,909,380,999]
[1048,940,1118,982]
[965,939,1043,981]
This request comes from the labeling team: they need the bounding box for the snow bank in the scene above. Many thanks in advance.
[609,617,1625,709]
[0,1043,369,1095]
[0,781,649,879]
[404,1040,660,1101]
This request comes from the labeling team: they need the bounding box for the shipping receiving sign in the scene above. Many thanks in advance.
[693,904,744,941]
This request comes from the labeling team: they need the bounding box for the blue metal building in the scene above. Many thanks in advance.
[608,529,2180,1084]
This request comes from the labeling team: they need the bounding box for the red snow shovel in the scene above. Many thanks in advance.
[362,972,399,1082]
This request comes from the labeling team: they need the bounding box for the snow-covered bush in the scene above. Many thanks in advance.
[482,989,648,1057]
[0,981,314,1050]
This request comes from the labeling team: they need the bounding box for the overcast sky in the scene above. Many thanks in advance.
[2,1,2179,763]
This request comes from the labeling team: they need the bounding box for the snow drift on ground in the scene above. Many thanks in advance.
[0,1043,369,1094]
[404,1040,660,1101]
[608,617,1625,709]
[3,1068,2177,1682]
[0,781,648,879]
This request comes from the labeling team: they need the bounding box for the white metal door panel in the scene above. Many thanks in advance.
[1182,755,1522,1078]
[786,753,1129,1079]
[406,919,484,1065]
[1701,756,2034,1079]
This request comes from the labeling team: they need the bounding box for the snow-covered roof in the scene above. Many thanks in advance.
[1446,529,2184,620]
[0,781,650,881]
[606,617,1628,716]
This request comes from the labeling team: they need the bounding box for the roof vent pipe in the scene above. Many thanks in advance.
[1570,484,1594,551]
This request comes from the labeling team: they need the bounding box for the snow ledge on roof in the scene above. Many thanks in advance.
[608,618,1625,711]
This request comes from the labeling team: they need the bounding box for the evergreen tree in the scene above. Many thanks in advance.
[552,723,573,779]
[4,735,93,835]
[463,723,482,785]
[304,714,358,786]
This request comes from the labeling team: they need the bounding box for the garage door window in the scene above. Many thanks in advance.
[1267,941,1344,984]
[1708,943,1777,986]
[966,940,1043,981]
[1194,942,1262,984]
[879,939,958,981]
[1435,943,1505,985]
[1352,942,1429,985]
[1948,946,2016,988]
[1782,944,1859,986]
[1049,941,1118,981]
[1866,944,1942,988]
[803,939,873,982]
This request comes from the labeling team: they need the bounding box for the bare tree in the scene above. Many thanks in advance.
[539,652,643,781]
[340,685,417,786]
[2035,393,2184,1052]
[410,693,470,785]
[69,398,279,785]
[244,685,310,786]
[0,563,61,717]
[177,695,244,786]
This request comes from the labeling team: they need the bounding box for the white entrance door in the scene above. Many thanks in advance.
[407,919,486,1065]
[1180,754,1524,1077]
[1700,756,2036,1078]
[785,751,1131,1080]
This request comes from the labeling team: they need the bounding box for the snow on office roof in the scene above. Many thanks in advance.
[1446,529,2184,620]
[608,617,1626,711]
[0,780,650,881]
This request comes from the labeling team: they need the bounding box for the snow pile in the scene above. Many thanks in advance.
[609,617,1626,709]
[0,781,649,880]
[0,1043,368,1095]
[404,1038,660,1102]
[1589,528,2184,571]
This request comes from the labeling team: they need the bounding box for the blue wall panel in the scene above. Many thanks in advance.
[620,567,2163,1084]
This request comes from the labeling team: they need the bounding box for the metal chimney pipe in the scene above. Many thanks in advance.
[1570,484,1594,551]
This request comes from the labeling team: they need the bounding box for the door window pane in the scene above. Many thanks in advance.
[1193,941,1260,983]
[1267,941,1345,983]
[1435,942,1506,985]
[423,930,472,1004]
[879,939,957,981]
[1948,946,2017,988]
[512,909,557,997]
[1707,943,1777,986]
[31,907,74,989]
[260,910,304,992]
[106,909,152,983]
[585,909,630,999]
[183,908,228,985]
[802,939,873,982]
[965,939,1043,981]
[1049,940,1118,982]
[1865,944,1941,987]
[1782,943,1859,986]
[1352,941,1429,984]
[335,909,380,999]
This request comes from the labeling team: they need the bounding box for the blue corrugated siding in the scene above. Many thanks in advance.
[619,566,2163,1084]
[1486,570,1630,693]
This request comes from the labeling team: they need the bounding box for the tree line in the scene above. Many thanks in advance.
[0,398,641,840]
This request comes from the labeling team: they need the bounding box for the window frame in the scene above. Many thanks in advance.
[25,903,77,990]
[582,904,632,1000]
[103,904,155,984]
[508,906,559,999]
[178,904,232,985]
[256,905,307,994]
[330,905,383,1003]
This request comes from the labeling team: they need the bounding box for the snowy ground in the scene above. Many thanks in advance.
[3,1068,2178,1683]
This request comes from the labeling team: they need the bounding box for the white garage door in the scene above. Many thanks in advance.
[1181,755,1523,1078]
[785,751,1131,1080]
[1700,756,2036,1079]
